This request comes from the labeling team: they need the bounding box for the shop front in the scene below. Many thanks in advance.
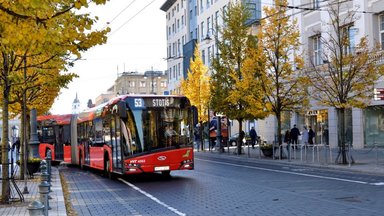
[364,105,384,147]
[304,109,329,144]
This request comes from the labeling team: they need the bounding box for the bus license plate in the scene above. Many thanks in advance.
[154,166,170,171]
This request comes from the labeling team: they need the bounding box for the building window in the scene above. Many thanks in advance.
[312,35,322,65]
[161,81,167,88]
[177,39,181,56]
[312,0,320,9]
[207,17,211,34]
[178,63,181,78]
[140,81,146,87]
[128,81,135,87]
[341,25,355,55]
[380,14,384,50]
[173,65,176,79]
[201,21,204,41]
[202,50,206,65]
[207,46,211,66]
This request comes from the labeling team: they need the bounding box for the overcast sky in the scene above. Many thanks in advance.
[50,0,167,114]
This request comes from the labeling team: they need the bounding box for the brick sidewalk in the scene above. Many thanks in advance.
[0,166,67,216]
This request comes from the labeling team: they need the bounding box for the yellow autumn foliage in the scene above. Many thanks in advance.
[181,44,210,123]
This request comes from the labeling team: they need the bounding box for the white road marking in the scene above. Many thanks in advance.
[118,178,187,216]
[370,182,384,186]
[197,158,380,185]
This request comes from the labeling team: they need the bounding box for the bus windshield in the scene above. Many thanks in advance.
[120,107,194,156]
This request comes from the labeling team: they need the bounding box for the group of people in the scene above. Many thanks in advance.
[284,124,315,147]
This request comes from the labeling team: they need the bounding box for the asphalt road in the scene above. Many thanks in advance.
[61,153,384,216]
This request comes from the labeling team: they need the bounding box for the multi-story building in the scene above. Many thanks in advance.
[113,70,168,96]
[161,0,260,136]
[294,0,384,148]
[161,0,384,149]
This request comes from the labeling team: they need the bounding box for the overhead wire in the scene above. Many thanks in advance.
[105,0,137,28]
[109,0,157,37]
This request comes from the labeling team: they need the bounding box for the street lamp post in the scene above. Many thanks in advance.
[11,125,19,176]
[22,55,29,194]
[204,28,219,58]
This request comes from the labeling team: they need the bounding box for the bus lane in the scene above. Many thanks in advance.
[61,166,183,216]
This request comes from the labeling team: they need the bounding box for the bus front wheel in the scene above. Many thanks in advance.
[161,170,171,177]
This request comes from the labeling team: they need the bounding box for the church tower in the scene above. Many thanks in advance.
[72,93,80,114]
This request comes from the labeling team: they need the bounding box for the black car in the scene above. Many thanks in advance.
[228,132,252,146]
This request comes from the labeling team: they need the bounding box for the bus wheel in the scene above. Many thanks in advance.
[161,170,171,177]
[104,159,112,179]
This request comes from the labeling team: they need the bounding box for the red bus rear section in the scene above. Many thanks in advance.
[37,114,72,163]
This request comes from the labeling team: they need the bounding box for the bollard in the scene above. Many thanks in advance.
[46,150,52,184]
[40,166,52,209]
[28,199,45,216]
[40,160,47,173]
[38,181,50,216]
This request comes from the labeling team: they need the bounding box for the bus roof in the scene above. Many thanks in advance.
[37,114,73,125]
[76,94,190,123]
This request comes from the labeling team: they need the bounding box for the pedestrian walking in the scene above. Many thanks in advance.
[284,130,290,145]
[290,124,300,149]
[249,127,257,149]
[308,126,315,144]
[302,126,309,147]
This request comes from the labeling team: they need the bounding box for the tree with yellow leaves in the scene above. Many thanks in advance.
[181,43,210,150]
[256,0,309,147]
[304,1,384,164]
[0,0,109,203]
[210,2,269,154]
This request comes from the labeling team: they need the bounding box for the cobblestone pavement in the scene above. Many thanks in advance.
[0,145,382,215]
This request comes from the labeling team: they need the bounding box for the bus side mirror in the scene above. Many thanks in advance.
[118,101,127,118]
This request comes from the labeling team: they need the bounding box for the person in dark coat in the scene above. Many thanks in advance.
[308,126,315,144]
[290,124,300,148]
[249,127,257,149]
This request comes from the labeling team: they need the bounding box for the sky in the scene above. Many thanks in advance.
[50,0,167,114]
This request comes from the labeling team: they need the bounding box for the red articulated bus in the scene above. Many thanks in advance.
[38,95,195,177]
[37,114,73,163]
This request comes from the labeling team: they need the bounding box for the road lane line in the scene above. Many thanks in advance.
[118,178,187,216]
[197,158,373,185]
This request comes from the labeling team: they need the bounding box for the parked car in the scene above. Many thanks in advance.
[228,132,252,146]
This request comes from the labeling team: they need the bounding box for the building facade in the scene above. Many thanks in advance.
[113,70,168,96]
[161,0,384,149]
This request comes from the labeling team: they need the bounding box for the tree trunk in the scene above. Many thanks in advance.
[1,59,10,203]
[337,108,348,164]
[276,113,282,145]
[237,119,243,155]
[199,121,203,151]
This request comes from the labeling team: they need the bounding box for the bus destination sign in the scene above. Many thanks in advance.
[128,97,180,109]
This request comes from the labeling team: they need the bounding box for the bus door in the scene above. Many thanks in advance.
[53,125,64,161]
[111,115,123,172]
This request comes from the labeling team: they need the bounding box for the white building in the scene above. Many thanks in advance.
[161,0,384,149]
[72,93,81,114]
